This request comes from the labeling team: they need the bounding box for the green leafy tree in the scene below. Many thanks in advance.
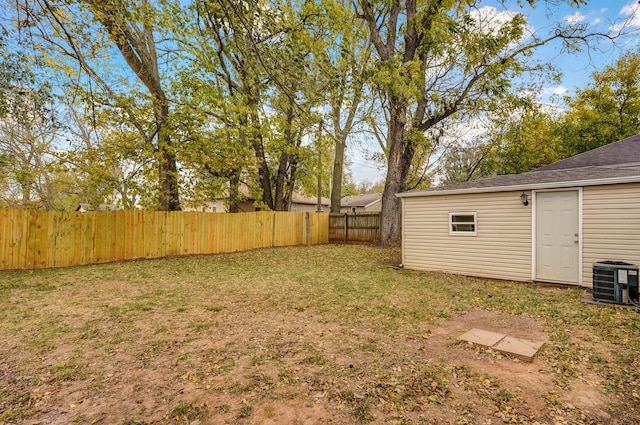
[315,0,373,213]
[22,0,181,210]
[0,28,69,209]
[443,51,640,182]
[557,50,640,157]
[266,15,328,211]
[439,139,496,185]
[175,0,307,211]
[184,0,274,211]
[296,125,333,208]
[492,106,561,175]
[61,102,156,209]
[356,0,587,246]
[173,0,336,211]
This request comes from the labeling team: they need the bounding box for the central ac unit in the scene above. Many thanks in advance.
[592,261,639,305]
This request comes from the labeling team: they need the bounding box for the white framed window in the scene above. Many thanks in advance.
[449,212,477,235]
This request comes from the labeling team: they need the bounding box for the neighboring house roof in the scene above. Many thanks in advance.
[214,184,330,207]
[341,194,382,208]
[398,135,640,198]
[291,192,330,206]
[76,203,120,211]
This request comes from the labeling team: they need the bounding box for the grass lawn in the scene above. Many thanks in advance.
[1,244,639,424]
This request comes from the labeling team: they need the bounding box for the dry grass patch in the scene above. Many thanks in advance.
[1,245,639,424]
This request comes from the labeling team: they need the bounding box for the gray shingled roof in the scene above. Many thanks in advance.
[398,135,640,198]
[341,193,382,207]
[292,192,330,206]
[534,134,640,171]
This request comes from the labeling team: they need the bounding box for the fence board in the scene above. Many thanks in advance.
[0,210,329,271]
[0,211,7,269]
[329,213,380,244]
[114,211,125,262]
[69,212,79,266]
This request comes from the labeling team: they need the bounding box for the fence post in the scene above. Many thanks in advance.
[305,212,311,246]
[344,213,348,243]
[271,212,276,247]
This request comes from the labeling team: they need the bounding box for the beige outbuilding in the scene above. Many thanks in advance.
[398,136,640,287]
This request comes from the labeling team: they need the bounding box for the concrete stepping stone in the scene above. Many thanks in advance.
[459,328,544,362]
[459,329,506,347]
[493,336,544,362]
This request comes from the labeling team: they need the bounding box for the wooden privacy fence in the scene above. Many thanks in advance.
[329,213,380,244]
[0,210,329,271]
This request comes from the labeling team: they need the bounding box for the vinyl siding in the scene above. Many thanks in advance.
[582,183,640,288]
[402,191,532,281]
[294,203,328,213]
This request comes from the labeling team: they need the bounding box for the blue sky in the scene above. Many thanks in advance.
[527,0,640,99]
[349,0,640,185]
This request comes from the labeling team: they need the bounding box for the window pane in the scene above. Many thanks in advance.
[450,212,477,235]
[452,223,475,232]
[452,215,475,223]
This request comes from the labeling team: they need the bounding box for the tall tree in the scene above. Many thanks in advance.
[439,139,495,185]
[22,0,181,210]
[356,1,586,246]
[178,0,330,211]
[296,124,333,200]
[317,0,372,213]
[186,0,293,211]
[492,105,561,174]
[557,50,640,157]
[0,27,66,209]
[266,8,328,211]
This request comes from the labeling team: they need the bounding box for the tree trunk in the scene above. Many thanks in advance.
[245,87,273,210]
[84,1,181,211]
[282,176,294,211]
[254,139,273,209]
[274,101,296,211]
[330,129,347,213]
[378,100,411,247]
[274,150,289,211]
[228,172,240,213]
[317,145,323,212]
[157,138,180,210]
[284,156,298,211]
[241,126,273,210]
[156,101,180,211]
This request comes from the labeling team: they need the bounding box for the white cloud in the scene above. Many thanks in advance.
[611,2,640,31]
[468,6,522,37]
[621,2,640,15]
[564,8,611,28]
[522,85,569,100]
[519,86,569,108]
[565,12,586,25]
[547,85,570,96]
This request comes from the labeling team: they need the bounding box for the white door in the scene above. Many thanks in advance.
[536,190,580,284]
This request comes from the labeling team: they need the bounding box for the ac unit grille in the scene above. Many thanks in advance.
[593,268,616,303]
[592,261,639,304]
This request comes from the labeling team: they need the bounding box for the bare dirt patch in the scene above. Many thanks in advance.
[425,310,609,423]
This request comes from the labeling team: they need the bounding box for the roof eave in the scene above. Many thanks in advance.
[364,199,381,208]
[396,175,640,198]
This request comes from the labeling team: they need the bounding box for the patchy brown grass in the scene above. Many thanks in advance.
[1,244,639,424]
